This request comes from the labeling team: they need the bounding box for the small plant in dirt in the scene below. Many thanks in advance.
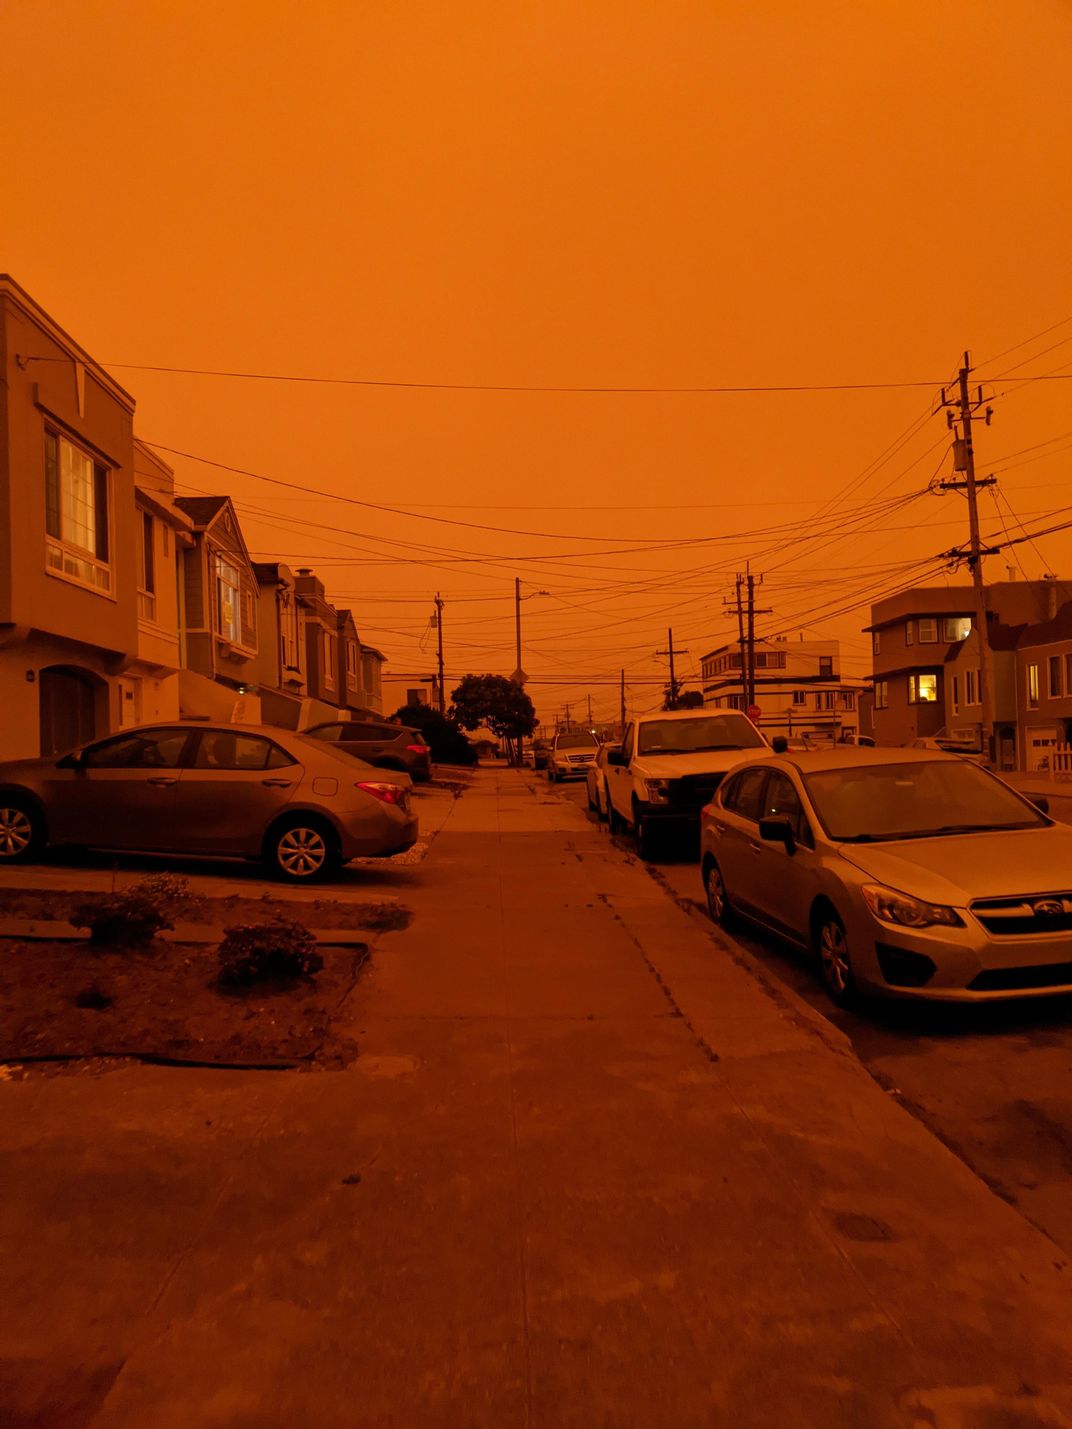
[70,873,190,947]
[217,918,324,989]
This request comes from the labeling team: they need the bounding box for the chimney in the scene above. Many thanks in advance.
[1043,573,1059,620]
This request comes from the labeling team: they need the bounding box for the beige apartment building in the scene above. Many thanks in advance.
[0,276,142,757]
[700,636,862,742]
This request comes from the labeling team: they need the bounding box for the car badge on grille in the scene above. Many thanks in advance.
[1032,899,1065,917]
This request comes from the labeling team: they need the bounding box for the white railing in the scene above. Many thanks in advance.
[1048,743,1072,781]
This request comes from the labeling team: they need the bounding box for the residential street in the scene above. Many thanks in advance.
[559,775,1072,1263]
[3,767,1072,1427]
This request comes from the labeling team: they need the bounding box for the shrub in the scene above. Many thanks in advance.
[70,873,190,946]
[389,704,478,766]
[217,918,323,989]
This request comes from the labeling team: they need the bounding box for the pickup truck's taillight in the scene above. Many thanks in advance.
[356,781,405,806]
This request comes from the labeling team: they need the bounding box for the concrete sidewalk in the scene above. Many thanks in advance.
[2,768,1071,1426]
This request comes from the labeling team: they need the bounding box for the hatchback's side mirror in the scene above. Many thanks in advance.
[1031,794,1050,815]
[56,750,85,771]
[771,736,788,754]
[605,748,625,767]
[758,816,796,853]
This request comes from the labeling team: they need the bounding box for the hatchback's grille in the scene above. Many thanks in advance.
[969,961,1072,992]
[971,893,1072,937]
[669,773,725,814]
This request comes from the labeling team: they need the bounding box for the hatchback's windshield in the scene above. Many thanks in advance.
[556,732,598,750]
[803,761,1047,842]
[637,715,766,755]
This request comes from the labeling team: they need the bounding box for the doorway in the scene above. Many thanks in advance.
[38,666,101,756]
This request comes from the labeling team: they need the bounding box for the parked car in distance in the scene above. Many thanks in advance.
[520,743,536,768]
[0,722,417,882]
[532,739,552,770]
[305,718,432,781]
[837,731,876,748]
[547,730,600,782]
[700,747,1069,1007]
[604,709,772,859]
[585,744,614,819]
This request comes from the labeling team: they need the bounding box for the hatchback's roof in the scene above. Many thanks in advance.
[736,747,961,774]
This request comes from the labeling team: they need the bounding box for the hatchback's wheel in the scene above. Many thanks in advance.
[0,800,43,863]
[703,858,737,929]
[815,910,857,1007]
[268,819,339,883]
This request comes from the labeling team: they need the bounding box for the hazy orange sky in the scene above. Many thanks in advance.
[3,1,1071,725]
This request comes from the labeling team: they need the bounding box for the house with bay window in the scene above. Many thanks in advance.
[249,561,309,728]
[0,275,140,757]
[173,495,263,722]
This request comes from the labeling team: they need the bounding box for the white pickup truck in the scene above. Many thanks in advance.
[604,709,779,858]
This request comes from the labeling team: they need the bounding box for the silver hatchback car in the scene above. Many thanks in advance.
[0,722,418,882]
[700,748,1068,1005]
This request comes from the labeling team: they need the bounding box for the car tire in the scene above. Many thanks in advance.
[814,907,859,1008]
[703,857,737,930]
[632,800,660,862]
[0,797,44,864]
[266,816,340,883]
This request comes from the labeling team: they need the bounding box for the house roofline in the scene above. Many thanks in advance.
[1,274,137,412]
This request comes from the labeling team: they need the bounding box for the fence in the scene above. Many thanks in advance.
[1048,743,1072,781]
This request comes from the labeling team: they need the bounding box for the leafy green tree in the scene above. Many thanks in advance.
[451,675,537,762]
[390,703,477,765]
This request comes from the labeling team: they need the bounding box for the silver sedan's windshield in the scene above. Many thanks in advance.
[803,761,1047,842]
[638,714,766,755]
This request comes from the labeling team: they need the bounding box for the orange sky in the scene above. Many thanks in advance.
[3,1,1071,725]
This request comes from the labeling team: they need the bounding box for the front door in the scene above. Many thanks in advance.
[39,667,98,756]
[167,729,302,856]
[45,727,196,847]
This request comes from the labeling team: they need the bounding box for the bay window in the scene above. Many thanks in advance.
[44,429,111,592]
[137,510,156,622]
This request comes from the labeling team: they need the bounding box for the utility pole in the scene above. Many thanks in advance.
[564,702,571,732]
[620,668,626,735]
[587,693,593,727]
[939,353,998,762]
[745,569,756,711]
[655,627,690,709]
[433,593,445,714]
[514,577,522,683]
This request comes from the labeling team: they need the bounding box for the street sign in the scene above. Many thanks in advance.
[747,704,762,722]
[511,667,528,686]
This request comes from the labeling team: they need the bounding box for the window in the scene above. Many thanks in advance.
[621,724,635,760]
[874,680,888,709]
[965,668,979,706]
[905,620,915,646]
[322,630,337,688]
[725,767,769,823]
[214,554,242,643]
[83,728,190,769]
[817,691,836,711]
[754,651,786,670]
[942,616,971,642]
[346,641,360,690]
[44,429,111,592]
[952,675,960,714]
[818,656,834,677]
[840,691,856,710]
[727,693,745,710]
[137,511,155,621]
[193,731,295,771]
[1027,663,1040,709]
[872,630,881,656]
[917,618,938,643]
[792,690,806,706]
[1049,655,1062,699]
[908,673,939,704]
[406,688,425,705]
[280,590,300,672]
[763,773,813,848]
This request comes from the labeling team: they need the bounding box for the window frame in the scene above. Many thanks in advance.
[908,672,940,705]
[874,679,888,710]
[1027,663,1040,709]
[137,508,156,623]
[43,427,113,596]
[1048,654,1062,700]
[917,617,938,644]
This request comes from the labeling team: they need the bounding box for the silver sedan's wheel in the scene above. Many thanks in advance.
[703,859,736,929]
[272,823,334,881]
[0,803,38,862]
[817,913,857,1007]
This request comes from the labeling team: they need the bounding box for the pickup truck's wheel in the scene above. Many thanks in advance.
[633,799,659,862]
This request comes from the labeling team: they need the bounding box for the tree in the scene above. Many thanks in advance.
[451,675,536,763]
[391,703,477,765]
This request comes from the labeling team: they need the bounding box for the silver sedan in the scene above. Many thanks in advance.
[700,748,1069,1005]
[0,721,418,882]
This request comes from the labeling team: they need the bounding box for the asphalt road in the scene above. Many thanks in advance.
[557,776,1072,1259]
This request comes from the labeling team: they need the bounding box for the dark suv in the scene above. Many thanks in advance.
[305,720,432,782]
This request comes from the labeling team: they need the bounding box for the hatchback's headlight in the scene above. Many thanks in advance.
[643,778,671,804]
[861,883,962,929]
